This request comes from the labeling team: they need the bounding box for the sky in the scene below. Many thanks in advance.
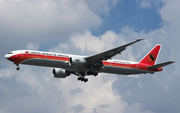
[0,0,179,113]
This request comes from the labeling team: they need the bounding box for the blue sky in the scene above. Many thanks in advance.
[92,0,163,36]
[0,0,180,113]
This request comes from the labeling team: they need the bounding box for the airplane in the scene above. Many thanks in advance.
[5,39,174,82]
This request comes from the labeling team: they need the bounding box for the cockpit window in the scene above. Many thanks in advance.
[8,52,13,54]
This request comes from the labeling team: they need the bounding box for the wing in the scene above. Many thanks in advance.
[85,39,144,62]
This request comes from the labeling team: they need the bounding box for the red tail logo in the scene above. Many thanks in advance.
[148,54,156,62]
[139,45,161,66]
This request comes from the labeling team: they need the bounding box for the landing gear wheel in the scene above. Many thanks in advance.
[87,70,98,76]
[94,72,98,76]
[80,77,84,81]
[77,77,88,82]
[16,67,20,70]
[78,77,81,81]
[84,78,88,82]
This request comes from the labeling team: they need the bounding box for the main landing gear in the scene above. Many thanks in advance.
[87,70,98,76]
[77,77,88,82]
[76,72,89,82]
[76,70,99,82]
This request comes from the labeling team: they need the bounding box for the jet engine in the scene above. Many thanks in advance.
[69,57,87,67]
[52,68,70,78]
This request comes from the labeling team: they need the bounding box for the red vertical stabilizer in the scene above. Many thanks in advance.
[139,45,161,66]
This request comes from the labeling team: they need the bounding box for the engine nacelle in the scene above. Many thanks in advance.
[69,57,87,67]
[52,68,70,78]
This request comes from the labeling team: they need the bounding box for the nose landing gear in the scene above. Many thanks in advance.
[16,67,20,70]
[16,64,20,70]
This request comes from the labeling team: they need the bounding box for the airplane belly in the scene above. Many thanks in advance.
[20,58,69,68]
[99,65,148,75]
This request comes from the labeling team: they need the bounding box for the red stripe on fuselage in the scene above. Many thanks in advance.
[8,53,69,64]
[102,61,162,72]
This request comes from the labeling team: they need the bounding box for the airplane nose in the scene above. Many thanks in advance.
[5,54,9,59]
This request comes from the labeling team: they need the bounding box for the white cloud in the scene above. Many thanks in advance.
[136,0,162,9]
[159,0,180,37]
[70,30,119,53]
[49,43,68,53]
[0,68,16,78]
[26,43,39,50]
[54,74,127,113]
[85,0,119,16]
[125,103,155,113]
[0,0,119,43]
[137,0,151,9]
[0,66,127,112]
[0,0,102,32]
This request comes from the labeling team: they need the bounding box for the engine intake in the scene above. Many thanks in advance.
[52,68,70,78]
[69,57,87,67]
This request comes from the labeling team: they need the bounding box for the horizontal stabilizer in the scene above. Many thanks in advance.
[146,61,175,69]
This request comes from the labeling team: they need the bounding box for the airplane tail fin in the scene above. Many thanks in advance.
[139,45,161,66]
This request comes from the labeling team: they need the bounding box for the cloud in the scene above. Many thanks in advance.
[70,30,119,53]
[125,103,155,113]
[85,0,119,16]
[0,66,127,113]
[26,43,39,50]
[55,74,127,113]
[159,0,180,37]
[71,104,85,113]
[0,0,120,45]
[0,68,16,78]
[0,0,102,33]
[137,0,152,9]
[136,0,162,9]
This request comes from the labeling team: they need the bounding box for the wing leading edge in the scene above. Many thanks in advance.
[85,39,144,62]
